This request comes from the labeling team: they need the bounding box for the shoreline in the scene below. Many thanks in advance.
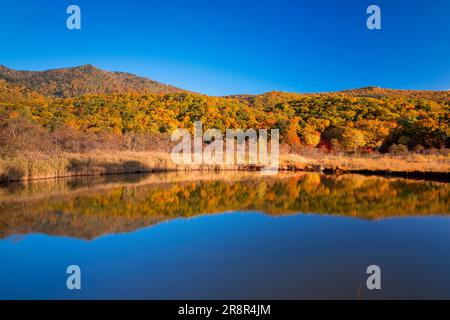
[1,168,448,184]
[1,151,449,183]
[323,168,450,183]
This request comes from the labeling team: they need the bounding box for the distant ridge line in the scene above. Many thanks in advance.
[0,64,449,101]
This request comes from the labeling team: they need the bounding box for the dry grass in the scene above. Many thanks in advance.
[295,153,450,173]
[0,151,448,182]
[0,151,269,182]
[0,151,175,182]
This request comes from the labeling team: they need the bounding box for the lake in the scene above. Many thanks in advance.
[0,172,449,299]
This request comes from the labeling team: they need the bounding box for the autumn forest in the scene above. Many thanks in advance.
[0,65,449,181]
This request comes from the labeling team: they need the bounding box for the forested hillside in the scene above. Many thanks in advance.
[0,65,449,156]
[0,65,184,97]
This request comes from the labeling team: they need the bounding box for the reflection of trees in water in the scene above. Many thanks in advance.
[0,173,448,240]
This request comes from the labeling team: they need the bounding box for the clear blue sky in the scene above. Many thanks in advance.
[0,0,449,95]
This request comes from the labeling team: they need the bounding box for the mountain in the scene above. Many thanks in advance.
[227,87,449,104]
[0,65,448,155]
[338,86,450,102]
[0,64,184,98]
[1,65,448,102]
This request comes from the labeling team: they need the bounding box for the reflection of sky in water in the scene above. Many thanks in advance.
[1,213,450,300]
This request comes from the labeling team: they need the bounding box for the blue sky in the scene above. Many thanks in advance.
[0,0,449,95]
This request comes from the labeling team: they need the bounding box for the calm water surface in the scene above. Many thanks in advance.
[0,172,449,299]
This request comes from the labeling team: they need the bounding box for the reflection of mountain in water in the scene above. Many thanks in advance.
[0,172,449,240]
